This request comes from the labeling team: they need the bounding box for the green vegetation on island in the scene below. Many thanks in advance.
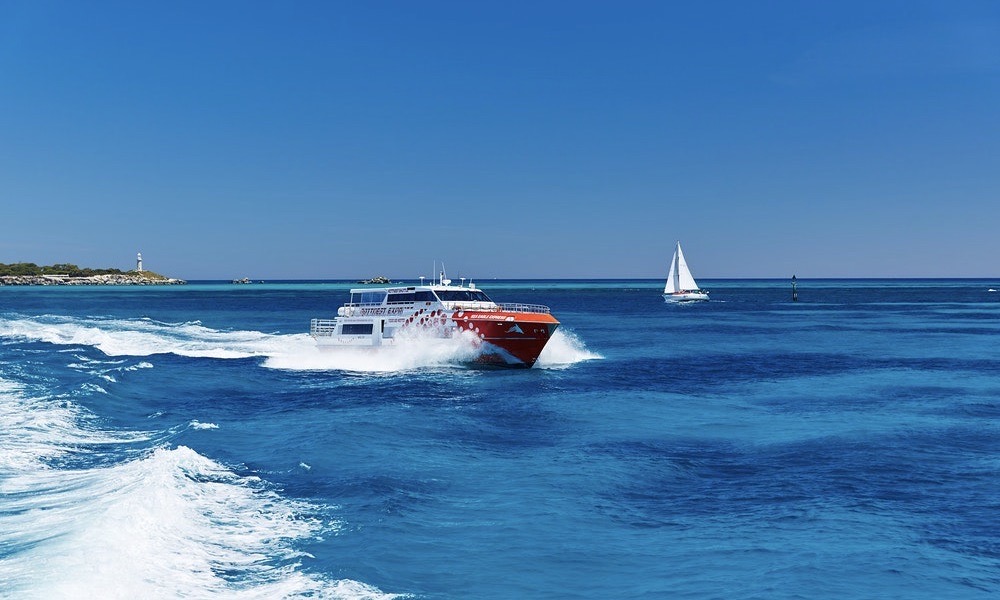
[1,262,124,277]
[0,262,182,285]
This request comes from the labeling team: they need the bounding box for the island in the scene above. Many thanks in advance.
[357,275,393,284]
[0,262,186,286]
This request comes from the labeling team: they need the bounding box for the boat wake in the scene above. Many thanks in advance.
[0,314,279,359]
[0,314,600,373]
[0,375,400,600]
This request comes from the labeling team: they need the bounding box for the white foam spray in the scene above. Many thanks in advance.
[1,315,600,373]
[0,315,282,359]
[0,377,151,472]
[0,377,402,600]
[0,446,400,599]
[535,329,603,369]
[262,328,483,373]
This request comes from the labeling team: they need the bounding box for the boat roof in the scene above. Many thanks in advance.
[348,282,481,294]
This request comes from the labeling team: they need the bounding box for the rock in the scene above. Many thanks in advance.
[0,273,186,286]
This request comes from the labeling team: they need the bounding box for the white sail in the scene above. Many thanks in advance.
[674,242,699,291]
[663,251,679,294]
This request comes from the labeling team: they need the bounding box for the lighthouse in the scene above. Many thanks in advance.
[137,252,143,272]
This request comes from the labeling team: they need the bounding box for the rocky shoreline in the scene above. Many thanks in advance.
[0,273,186,286]
[357,275,393,284]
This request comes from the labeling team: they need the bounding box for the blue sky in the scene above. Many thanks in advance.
[1,1,998,279]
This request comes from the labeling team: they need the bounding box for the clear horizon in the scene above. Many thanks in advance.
[3,1,999,279]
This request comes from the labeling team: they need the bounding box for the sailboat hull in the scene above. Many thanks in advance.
[663,291,709,302]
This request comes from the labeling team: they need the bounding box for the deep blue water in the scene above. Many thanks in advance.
[2,279,999,599]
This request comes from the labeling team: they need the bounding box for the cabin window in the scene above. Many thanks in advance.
[387,291,437,303]
[388,290,437,303]
[358,292,386,305]
[342,323,374,335]
[435,290,492,302]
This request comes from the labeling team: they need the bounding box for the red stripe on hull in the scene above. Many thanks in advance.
[452,310,559,368]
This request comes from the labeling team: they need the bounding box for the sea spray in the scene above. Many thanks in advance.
[535,329,603,369]
[0,376,152,472]
[2,314,600,373]
[262,328,484,373]
[0,376,400,600]
[0,315,292,359]
[0,324,406,599]
[0,446,395,599]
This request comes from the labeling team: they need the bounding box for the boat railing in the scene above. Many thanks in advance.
[496,303,551,314]
[310,319,337,337]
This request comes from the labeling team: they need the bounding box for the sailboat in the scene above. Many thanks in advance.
[663,241,709,302]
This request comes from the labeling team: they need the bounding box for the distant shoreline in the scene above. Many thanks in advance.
[0,273,186,286]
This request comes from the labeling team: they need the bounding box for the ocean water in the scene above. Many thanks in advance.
[1,279,999,599]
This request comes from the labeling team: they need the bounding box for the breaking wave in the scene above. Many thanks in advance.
[0,375,401,600]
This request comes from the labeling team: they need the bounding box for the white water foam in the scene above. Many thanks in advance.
[0,377,151,472]
[535,329,603,369]
[0,446,399,599]
[1,314,600,373]
[262,329,484,373]
[0,315,282,359]
[0,377,401,600]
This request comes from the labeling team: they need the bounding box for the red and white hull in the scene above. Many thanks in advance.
[452,309,559,367]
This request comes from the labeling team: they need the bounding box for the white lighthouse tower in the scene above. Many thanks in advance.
[136,252,143,272]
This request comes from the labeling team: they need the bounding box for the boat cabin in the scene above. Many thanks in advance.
[343,285,495,311]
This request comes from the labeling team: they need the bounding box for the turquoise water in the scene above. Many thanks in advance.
[1,279,999,598]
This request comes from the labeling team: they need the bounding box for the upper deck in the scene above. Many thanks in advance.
[339,283,550,314]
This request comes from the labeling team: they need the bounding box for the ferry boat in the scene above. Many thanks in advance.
[310,274,559,367]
